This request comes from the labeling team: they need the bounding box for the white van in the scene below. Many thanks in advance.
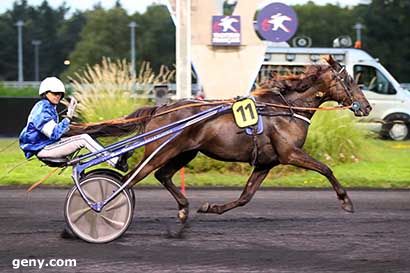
[261,46,410,140]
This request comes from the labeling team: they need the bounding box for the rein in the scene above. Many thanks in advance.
[261,102,352,111]
[72,98,351,129]
[71,64,356,129]
[72,100,235,127]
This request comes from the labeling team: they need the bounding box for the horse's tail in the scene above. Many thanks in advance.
[65,105,158,138]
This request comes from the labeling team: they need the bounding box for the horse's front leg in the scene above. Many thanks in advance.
[198,165,272,215]
[284,148,354,212]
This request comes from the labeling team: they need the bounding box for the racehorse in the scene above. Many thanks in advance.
[67,55,372,223]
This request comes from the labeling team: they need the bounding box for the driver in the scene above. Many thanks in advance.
[19,77,127,171]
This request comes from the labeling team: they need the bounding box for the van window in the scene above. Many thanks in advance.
[354,65,396,95]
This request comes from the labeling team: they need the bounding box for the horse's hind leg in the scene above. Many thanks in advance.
[198,165,272,215]
[284,148,354,212]
[121,145,197,221]
[154,151,198,223]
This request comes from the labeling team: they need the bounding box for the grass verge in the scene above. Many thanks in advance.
[0,84,37,97]
[1,138,409,189]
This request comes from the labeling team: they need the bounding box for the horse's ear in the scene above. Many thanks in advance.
[270,71,278,79]
[323,54,336,66]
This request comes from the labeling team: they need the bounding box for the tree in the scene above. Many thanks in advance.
[29,0,69,77]
[0,0,72,81]
[132,5,175,71]
[57,11,87,75]
[293,2,356,47]
[0,0,34,80]
[357,0,410,82]
[223,1,237,15]
[1,1,408,83]
[63,6,131,77]
[64,4,175,78]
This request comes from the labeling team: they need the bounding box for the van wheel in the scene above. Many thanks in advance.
[381,113,410,141]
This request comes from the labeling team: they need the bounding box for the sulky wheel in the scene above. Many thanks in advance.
[83,168,135,209]
[64,174,133,243]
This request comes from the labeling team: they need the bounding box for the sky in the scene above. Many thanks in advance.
[0,0,370,15]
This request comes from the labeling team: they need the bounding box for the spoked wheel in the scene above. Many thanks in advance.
[64,174,133,243]
[83,168,135,209]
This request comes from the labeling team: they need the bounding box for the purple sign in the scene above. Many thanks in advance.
[256,2,298,42]
[211,16,241,46]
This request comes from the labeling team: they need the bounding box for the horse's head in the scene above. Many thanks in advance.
[320,55,372,116]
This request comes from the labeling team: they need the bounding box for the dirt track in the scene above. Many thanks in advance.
[0,188,409,273]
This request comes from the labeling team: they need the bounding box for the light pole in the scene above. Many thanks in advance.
[32,40,42,81]
[353,22,364,48]
[128,21,138,78]
[176,0,192,99]
[16,20,24,83]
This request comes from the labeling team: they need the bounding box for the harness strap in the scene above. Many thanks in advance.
[293,113,311,125]
[244,97,262,166]
[245,102,310,166]
[245,97,264,136]
[250,132,259,166]
[259,111,311,125]
[277,91,294,116]
[261,102,351,111]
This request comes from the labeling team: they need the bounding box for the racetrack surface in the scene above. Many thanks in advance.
[0,188,409,273]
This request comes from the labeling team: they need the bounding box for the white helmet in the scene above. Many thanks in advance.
[39,77,65,95]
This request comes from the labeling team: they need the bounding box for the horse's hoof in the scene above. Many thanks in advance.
[197,202,210,213]
[178,208,189,223]
[341,198,354,213]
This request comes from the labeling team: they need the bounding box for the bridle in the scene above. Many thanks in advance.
[330,66,362,112]
[269,65,360,114]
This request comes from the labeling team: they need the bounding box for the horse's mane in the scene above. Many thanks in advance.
[252,64,328,96]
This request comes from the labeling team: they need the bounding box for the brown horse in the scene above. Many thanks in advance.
[67,56,372,223]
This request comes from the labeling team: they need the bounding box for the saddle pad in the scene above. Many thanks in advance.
[245,114,264,135]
